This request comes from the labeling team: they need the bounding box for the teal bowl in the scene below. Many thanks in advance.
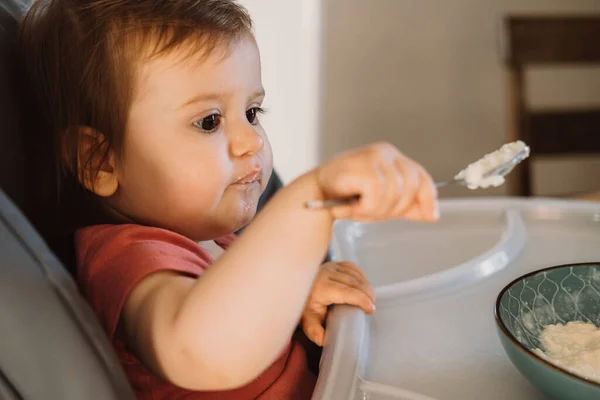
[494,263,600,400]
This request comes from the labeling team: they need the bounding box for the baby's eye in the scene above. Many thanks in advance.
[193,114,221,133]
[246,107,265,125]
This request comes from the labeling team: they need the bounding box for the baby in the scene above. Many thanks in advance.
[19,0,439,398]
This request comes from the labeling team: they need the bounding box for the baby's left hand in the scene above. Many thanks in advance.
[301,261,375,346]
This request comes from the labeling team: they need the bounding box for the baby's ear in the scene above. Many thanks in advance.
[76,127,118,197]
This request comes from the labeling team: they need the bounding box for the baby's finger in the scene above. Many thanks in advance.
[416,167,439,222]
[329,275,375,305]
[333,264,375,303]
[301,309,326,346]
[376,160,401,219]
[390,157,419,217]
[353,171,386,220]
[398,203,428,221]
[329,281,375,313]
[330,278,375,306]
[386,162,406,218]
[335,261,369,283]
[328,204,354,220]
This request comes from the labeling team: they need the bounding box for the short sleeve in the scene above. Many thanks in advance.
[75,224,215,339]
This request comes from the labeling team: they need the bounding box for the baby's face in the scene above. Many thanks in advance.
[109,35,273,240]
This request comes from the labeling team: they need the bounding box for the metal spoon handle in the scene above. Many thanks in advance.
[304,180,454,209]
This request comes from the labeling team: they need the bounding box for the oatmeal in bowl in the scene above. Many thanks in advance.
[495,263,600,400]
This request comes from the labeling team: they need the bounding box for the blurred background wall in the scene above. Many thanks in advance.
[241,0,600,198]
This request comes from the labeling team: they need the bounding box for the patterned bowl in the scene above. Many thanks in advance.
[495,263,600,400]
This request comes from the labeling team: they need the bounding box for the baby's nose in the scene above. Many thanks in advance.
[229,123,264,157]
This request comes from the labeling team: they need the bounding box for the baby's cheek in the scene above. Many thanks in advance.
[259,144,274,189]
[176,171,225,208]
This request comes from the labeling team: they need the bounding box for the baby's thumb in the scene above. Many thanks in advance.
[328,195,361,220]
[302,311,325,347]
[329,204,353,220]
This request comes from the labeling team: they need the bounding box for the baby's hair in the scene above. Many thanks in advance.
[19,0,252,232]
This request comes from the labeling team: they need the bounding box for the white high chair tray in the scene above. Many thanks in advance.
[312,198,600,400]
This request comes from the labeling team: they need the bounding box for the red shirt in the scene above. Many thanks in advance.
[75,224,316,399]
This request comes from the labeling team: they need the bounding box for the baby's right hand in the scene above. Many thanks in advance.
[316,142,439,222]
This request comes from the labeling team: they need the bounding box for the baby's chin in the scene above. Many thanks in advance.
[232,205,259,232]
[198,203,259,238]
[176,195,262,240]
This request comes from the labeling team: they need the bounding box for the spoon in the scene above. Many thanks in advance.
[304,145,530,209]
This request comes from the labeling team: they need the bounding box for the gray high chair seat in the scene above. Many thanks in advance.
[0,0,136,398]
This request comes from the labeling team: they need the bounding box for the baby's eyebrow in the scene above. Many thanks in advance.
[178,93,224,109]
[177,88,266,110]
[251,88,266,99]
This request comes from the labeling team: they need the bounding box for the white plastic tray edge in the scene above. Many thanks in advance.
[312,305,367,400]
[374,208,527,303]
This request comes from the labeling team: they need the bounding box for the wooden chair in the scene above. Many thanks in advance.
[504,15,600,198]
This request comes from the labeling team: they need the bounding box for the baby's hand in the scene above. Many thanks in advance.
[301,261,375,346]
[317,142,439,222]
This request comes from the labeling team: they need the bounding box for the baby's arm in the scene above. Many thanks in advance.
[121,143,438,391]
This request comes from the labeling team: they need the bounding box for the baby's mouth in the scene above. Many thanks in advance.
[234,169,263,185]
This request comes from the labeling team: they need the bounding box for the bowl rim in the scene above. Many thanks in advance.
[494,261,600,389]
